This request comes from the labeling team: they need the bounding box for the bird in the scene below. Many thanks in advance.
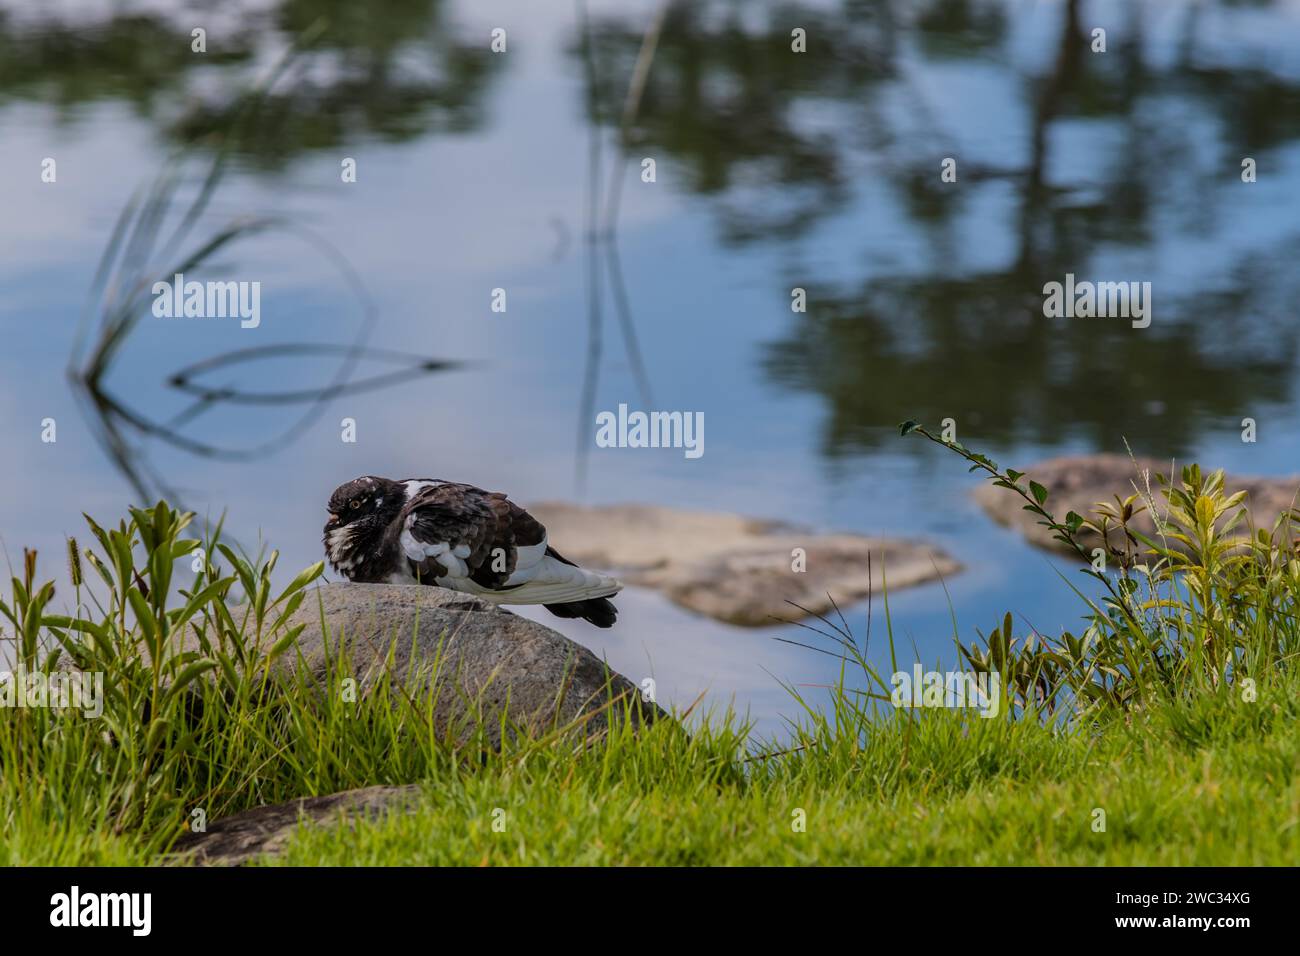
[322,476,621,627]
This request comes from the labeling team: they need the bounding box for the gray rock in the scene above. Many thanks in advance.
[972,453,1300,554]
[528,502,960,627]
[171,784,421,866]
[273,583,662,745]
[166,585,661,865]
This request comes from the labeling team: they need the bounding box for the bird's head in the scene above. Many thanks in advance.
[323,476,403,575]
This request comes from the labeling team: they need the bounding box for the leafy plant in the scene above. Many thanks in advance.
[898,420,1300,716]
[0,500,661,859]
[1,503,322,837]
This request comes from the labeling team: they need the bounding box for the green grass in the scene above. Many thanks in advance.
[8,680,1298,866]
[262,679,1300,866]
[4,438,1300,866]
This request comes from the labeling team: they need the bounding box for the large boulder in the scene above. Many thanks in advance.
[973,454,1300,554]
[273,583,662,744]
[167,584,661,866]
[527,502,960,627]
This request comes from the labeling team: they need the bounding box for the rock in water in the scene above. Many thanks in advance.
[527,503,960,627]
[972,454,1300,554]
[279,582,661,745]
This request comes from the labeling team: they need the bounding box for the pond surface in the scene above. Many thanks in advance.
[3,0,1300,736]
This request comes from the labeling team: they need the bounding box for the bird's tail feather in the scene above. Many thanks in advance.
[545,597,618,628]
[468,562,622,606]
[467,547,621,625]
[492,579,621,604]
[495,554,621,605]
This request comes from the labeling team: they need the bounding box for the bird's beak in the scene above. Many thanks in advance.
[326,513,340,527]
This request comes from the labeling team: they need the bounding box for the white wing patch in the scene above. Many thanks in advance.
[400,518,474,579]
[502,539,548,584]
[403,479,442,499]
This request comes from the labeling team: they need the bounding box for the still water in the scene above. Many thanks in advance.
[2,0,1300,736]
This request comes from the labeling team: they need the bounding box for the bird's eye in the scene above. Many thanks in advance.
[349,499,361,510]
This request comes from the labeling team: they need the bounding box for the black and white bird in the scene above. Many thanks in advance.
[322,476,621,627]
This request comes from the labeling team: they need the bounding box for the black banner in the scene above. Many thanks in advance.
[0,866,1285,941]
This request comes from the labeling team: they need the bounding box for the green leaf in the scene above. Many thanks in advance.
[1029,480,1049,506]
[172,538,202,562]
[144,717,172,758]
[266,623,306,662]
[277,561,324,604]
[162,660,218,703]
[898,420,921,437]
[127,588,158,646]
[173,577,235,628]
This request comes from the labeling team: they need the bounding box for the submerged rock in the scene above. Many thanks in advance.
[527,503,960,627]
[972,454,1300,554]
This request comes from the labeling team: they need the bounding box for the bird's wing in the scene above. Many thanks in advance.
[397,482,547,588]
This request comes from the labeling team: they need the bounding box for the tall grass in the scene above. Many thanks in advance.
[0,504,662,864]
